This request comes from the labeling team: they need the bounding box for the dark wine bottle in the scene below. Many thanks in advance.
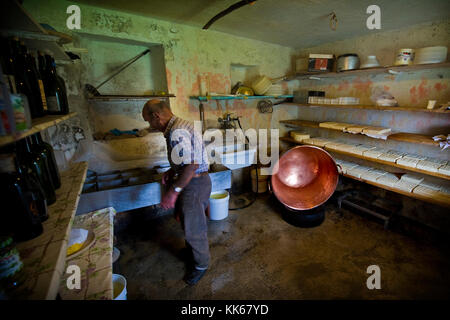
[30,132,61,189]
[0,153,43,241]
[16,137,56,207]
[43,54,68,115]
[25,49,48,115]
[0,37,17,94]
[10,37,43,118]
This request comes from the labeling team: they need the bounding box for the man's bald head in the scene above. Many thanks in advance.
[143,99,171,115]
[142,99,173,132]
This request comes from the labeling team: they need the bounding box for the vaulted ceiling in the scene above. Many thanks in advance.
[74,0,450,49]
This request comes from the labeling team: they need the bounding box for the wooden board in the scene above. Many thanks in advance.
[59,208,115,300]
[291,62,450,79]
[341,173,450,208]
[0,113,77,147]
[280,119,441,146]
[287,102,450,114]
[88,95,176,101]
[15,162,88,300]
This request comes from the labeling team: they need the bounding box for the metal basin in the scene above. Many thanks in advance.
[271,146,338,210]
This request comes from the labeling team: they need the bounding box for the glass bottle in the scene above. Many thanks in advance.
[30,132,61,189]
[16,137,56,207]
[0,235,29,299]
[0,153,43,241]
[25,49,47,115]
[10,37,43,118]
[43,54,68,115]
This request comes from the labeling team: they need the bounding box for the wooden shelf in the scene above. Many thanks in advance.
[0,1,70,60]
[291,62,450,79]
[280,119,441,147]
[280,136,450,180]
[190,95,293,101]
[0,112,77,147]
[286,103,450,114]
[59,207,115,300]
[15,162,88,300]
[88,95,175,101]
[340,172,450,208]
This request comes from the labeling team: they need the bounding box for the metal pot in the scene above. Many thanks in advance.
[336,54,360,72]
[271,146,339,210]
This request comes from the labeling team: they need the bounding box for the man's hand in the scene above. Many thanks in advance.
[160,187,179,209]
[162,168,174,186]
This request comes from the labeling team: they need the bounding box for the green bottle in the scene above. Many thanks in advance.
[16,137,56,207]
[30,133,61,189]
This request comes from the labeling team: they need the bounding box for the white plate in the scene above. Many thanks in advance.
[360,64,381,69]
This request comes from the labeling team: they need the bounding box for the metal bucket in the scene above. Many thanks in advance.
[271,146,339,211]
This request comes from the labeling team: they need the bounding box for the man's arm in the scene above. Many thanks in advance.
[173,164,198,190]
[160,164,198,209]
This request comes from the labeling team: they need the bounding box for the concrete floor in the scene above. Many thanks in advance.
[114,196,450,299]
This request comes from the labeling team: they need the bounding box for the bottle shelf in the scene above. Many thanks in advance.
[286,103,450,114]
[14,161,88,300]
[280,119,441,147]
[0,112,77,148]
[291,62,450,79]
[280,136,450,180]
[0,0,70,60]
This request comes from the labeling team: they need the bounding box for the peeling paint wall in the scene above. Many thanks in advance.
[24,0,297,164]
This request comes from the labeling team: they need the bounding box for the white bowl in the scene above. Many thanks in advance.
[361,55,380,69]
[414,46,447,64]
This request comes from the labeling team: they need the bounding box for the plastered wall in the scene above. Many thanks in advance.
[24,0,297,138]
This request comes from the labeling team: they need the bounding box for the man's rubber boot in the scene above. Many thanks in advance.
[183,268,207,286]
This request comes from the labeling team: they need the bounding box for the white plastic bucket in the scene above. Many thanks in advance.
[112,273,127,300]
[209,190,230,220]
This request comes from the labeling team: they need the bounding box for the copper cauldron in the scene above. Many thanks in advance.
[271,146,339,211]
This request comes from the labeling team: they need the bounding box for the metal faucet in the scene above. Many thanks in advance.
[218,113,239,129]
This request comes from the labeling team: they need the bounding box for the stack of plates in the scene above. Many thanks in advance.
[265,84,283,96]
[414,46,447,64]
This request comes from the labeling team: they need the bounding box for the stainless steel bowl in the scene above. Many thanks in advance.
[336,54,360,72]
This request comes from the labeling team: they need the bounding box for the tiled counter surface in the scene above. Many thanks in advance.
[59,207,116,300]
[15,161,88,299]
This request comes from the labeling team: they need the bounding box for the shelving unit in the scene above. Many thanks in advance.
[15,162,88,300]
[280,119,441,147]
[285,102,449,114]
[0,112,77,147]
[280,137,450,206]
[190,94,293,101]
[341,171,450,208]
[280,136,449,180]
[291,62,450,79]
[0,0,70,60]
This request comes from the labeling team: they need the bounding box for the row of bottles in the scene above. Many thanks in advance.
[0,132,61,242]
[0,36,69,136]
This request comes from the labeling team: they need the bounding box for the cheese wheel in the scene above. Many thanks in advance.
[290,131,310,142]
